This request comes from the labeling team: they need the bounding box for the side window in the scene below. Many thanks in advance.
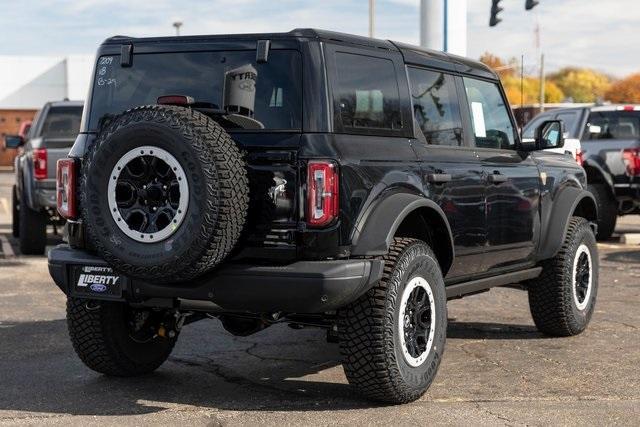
[334,52,401,131]
[408,67,463,146]
[555,112,578,137]
[463,77,516,149]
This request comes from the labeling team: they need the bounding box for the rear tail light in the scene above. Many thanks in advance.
[575,149,584,166]
[33,148,47,180]
[307,160,339,227]
[616,105,640,111]
[57,158,78,219]
[623,148,640,176]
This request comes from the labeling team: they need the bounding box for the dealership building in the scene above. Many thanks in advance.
[0,55,93,166]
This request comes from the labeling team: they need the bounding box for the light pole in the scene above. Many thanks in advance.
[369,0,375,38]
[173,21,183,36]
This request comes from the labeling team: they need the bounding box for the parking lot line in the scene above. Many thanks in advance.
[0,197,9,215]
[0,235,15,258]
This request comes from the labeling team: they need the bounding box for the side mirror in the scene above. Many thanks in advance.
[3,135,24,149]
[536,120,564,150]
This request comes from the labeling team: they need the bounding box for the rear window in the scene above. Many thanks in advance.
[88,50,302,131]
[40,106,82,140]
[585,111,640,140]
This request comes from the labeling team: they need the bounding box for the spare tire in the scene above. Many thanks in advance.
[81,105,248,283]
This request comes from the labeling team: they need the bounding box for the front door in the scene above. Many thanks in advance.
[461,77,540,269]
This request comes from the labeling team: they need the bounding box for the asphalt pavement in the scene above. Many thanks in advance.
[0,171,638,426]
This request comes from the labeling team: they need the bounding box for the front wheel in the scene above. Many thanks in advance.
[528,217,598,336]
[338,238,447,404]
[67,298,178,376]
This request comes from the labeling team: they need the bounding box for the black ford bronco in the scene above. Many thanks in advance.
[49,29,599,404]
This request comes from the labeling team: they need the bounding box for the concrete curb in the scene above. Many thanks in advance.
[620,233,640,245]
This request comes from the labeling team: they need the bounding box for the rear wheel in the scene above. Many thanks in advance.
[67,297,178,376]
[587,183,617,240]
[18,189,46,255]
[338,238,447,404]
[11,185,19,238]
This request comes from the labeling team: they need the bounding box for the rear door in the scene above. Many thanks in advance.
[406,66,487,279]
[461,76,540,269]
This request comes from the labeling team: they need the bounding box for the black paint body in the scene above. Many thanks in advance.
[55,29,597,310]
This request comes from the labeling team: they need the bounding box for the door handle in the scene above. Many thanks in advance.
[487,173,508,184]
[427,173,452,184]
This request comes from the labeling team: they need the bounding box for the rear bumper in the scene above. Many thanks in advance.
[48,245,384,313]
[32,180,56,209]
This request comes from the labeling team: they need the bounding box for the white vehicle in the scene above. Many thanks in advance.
[523,112,584,165]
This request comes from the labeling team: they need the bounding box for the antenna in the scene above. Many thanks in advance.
[520,54,524,140]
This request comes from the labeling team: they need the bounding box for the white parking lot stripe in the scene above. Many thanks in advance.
[0,197,9,215]
[0,235,14,258]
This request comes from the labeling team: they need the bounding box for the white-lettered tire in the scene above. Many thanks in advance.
[528,217,598,336]
[338,238,447,404]
[67,297,177,376]
[81,105,249,283]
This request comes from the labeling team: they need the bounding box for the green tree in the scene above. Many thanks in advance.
[548,67,611,102]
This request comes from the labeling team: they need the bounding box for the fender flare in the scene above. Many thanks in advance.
[350,192,455,272]
[21,160,37,210]
[583,158,614,192]
[537,186,598,260]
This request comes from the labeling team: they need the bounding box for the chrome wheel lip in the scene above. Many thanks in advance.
[572,243,593,310]
[107,146,189,243]
[398,276,436,367]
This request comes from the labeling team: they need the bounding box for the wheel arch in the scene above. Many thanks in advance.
[537,186,598,260]
[350,193,454,276]
[583,159,614,194]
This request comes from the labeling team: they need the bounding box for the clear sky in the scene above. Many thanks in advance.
[1,0,638,77]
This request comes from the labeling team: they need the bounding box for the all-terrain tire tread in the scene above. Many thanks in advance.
[338,238,443,404]
[81,105,249,282]
[67,298,176,376]
[528,217,595,337]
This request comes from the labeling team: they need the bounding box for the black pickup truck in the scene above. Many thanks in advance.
[524,104,640,240]
[48,29,599,404]
[5,100,83,254]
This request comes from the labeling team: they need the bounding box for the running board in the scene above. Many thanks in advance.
[445,267,542,300]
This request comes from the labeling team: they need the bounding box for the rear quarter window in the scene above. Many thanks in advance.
[333,52,402,132]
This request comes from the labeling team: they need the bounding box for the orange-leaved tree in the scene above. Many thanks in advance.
[605,73,640,103]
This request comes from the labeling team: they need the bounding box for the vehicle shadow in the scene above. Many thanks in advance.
[603,249,640,263]
[0,318,371,417]
[447,321,544,340]
[0,316,548,417]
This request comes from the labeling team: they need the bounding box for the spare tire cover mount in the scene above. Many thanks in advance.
[107,145,189,243]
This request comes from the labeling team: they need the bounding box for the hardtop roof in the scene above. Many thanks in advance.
[101,28,496,79]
